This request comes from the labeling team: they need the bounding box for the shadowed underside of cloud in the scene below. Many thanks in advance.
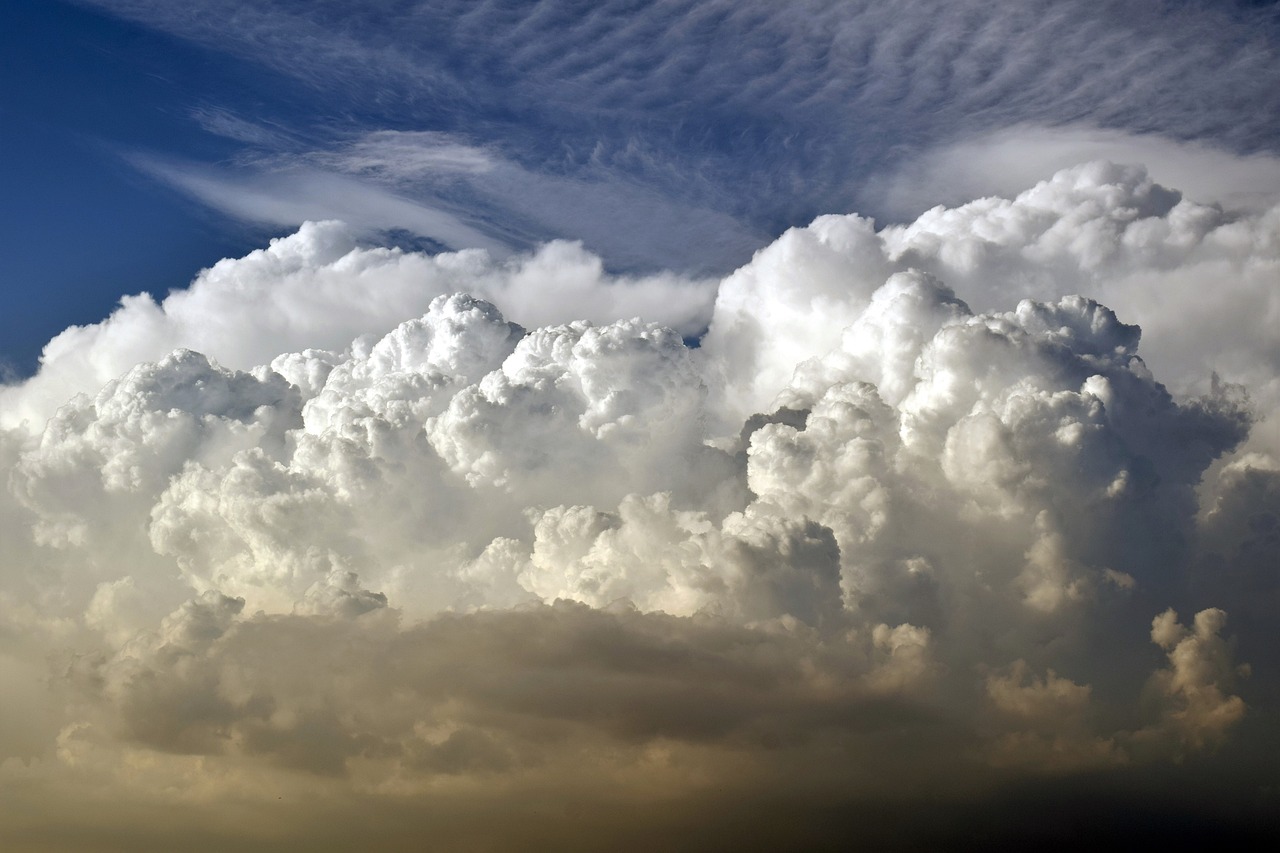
[2,161,1280,846]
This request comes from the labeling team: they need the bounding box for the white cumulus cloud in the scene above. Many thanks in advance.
[2,160,1278,848]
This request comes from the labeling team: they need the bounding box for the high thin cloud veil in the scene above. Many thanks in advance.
[2,161,1279,849]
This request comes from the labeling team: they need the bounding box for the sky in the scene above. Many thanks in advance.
[2,0,1280,849]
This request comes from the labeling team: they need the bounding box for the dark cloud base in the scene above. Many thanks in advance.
[3,768,1277,852]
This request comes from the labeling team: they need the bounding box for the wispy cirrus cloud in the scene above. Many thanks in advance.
[131,129,768,272]
[77,0,1280,267]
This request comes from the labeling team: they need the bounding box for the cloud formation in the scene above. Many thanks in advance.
[2,162,1279,848]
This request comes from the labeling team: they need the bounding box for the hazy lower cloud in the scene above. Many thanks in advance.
[866,124,1280,221]
[3,161,1280,848]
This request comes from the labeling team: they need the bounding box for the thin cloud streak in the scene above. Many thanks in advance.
[130,153,513,256]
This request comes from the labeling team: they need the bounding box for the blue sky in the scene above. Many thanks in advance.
[1,0,287,374]
[3,0,1280,375]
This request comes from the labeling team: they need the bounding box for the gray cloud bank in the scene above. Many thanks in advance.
[2,162,1280,848]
